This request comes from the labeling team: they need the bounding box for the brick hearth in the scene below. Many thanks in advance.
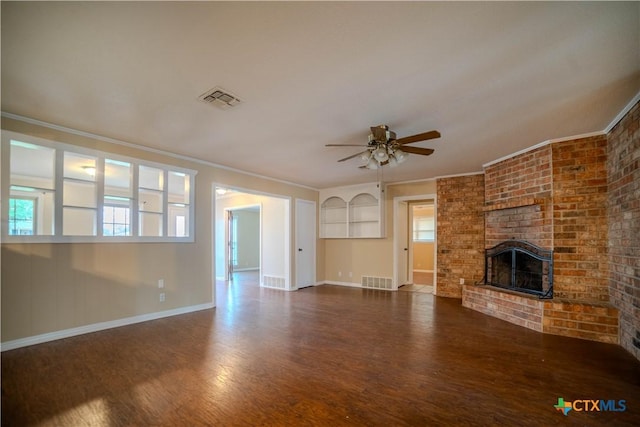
[462,285,619,344]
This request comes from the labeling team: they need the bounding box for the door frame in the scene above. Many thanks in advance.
[393,193,437,292]
[408,201,436,285]
[213,183,292,294]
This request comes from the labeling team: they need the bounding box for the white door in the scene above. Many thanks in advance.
[295,199,316,289]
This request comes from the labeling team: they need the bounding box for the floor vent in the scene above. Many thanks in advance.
[198,86,242,109]
[362,276,393,290]
[263,275,286,289]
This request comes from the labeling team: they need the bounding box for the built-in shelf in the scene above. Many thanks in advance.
[320,182,385,239]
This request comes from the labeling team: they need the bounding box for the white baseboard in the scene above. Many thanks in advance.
[1,302,215,352]
[323,280,362,288]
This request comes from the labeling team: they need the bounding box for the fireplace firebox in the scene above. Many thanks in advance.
[485,240,553,299]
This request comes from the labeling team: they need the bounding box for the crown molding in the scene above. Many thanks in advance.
[605,91,640,133]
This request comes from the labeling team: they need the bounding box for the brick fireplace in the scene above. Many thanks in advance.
[461,135,620,345]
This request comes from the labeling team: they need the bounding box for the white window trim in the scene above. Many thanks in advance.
[1,130,197,243]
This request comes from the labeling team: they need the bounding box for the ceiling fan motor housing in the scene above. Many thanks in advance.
[368,126,397,144]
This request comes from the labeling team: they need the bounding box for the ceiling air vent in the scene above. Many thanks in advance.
[198,86,242,109]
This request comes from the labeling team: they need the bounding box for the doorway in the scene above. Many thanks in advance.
[214,186,291,290]
[226,205,260,281]
[393,194,437,293]
[409,202,435,286]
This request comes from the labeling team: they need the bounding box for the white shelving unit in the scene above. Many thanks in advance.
[320,182,385,238]
[320,196,347,238]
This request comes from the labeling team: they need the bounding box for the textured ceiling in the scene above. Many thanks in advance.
[2,2,639,189]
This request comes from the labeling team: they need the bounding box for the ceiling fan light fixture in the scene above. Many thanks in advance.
[373,146,389,162]
[394,149,408,164]
[359,151,372,164]
[366,158,379,170]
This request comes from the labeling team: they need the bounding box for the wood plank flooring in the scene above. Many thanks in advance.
[3,274,640,426]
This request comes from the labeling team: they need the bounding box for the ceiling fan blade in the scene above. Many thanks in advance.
[326,144,368,147]
[396,130,441,145]
[338,150,369,162]
[399,146,435,156]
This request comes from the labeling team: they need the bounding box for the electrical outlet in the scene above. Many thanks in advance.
[158,279,164,289]
[459,278,465,285]
[338,271,342,277]
[159,293,165,302]
[349,272,352,278]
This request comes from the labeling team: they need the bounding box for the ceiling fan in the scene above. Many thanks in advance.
[326,125,441,169]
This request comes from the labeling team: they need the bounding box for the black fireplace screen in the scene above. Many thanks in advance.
[485,240,553,299]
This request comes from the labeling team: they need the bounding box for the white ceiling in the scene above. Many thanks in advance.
[2,2,639,189]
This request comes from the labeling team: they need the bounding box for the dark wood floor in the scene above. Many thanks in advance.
[3,273,640,426]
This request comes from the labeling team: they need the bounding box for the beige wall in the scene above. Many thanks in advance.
[323,180,436,283]
[1,117,319,344]
[413,242,434,270]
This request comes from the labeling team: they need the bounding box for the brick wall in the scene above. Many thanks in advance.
[607,100,640,361]
[485,204,553,249]
[484,145,553,207]
[543,300,618,344]
[552,136,609,302]
[436,174,485,298]
[484,145,553,249]
[482,138,609,302]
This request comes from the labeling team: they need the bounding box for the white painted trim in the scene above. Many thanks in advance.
[2,129,198,244]
[387,171,484,185]
[1,111,318,191]
[482,140,552,168]
[434,170,485,180]
[318,180,382,192]
[393,193,437,292]
[292,280,323,290]
[386,177,436,186]
[605,91,640,133]
[323,280,362,288]
[0,302,215,352]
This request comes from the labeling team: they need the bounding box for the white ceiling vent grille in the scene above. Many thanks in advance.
[198,86,242,109]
